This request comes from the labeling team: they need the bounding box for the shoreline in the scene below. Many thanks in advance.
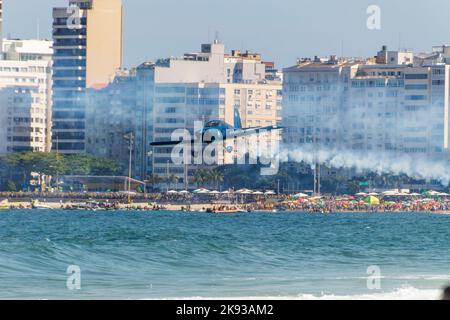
[1,200,449,215]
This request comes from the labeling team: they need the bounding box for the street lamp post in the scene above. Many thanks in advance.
[124,133,134,206]
[166,160,170,193]
[56,135,60,192]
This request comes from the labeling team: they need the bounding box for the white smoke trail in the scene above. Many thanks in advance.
[280,145,450,186]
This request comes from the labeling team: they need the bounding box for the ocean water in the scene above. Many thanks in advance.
[0,210,449,300]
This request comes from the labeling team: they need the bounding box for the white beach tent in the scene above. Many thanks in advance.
[293,193,309,198]
[382,190,401,196]
[193,188,210,194]
[236,188,253,194]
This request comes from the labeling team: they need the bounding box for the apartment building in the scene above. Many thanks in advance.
[283,46,450,165]
[85,69,136,172]
[0,39,53,153]
[134,42,282,183]
[52,0,123,154]
[0,0,3,54]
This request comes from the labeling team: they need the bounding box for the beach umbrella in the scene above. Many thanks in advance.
[193,188,210,194]
[364,196,380,205]
[236,188,253,194]
[264,191,276,195]
[179,190,190,194]
[209,190,220,194]
[426,190,440,196]
[253,191,264,195]
[355,192,367,196]
[167,190,178,194]
[293,193,309,198]
[221,190,231,194]
[368,192,379,196]
[382,190,400,196]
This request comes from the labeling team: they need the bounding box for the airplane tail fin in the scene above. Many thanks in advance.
[234,107,242,129]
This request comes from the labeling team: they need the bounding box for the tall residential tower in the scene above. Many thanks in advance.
[52,0,123,153]
[0,0,3,55]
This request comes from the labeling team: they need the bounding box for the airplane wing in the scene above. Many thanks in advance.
[150,126,283,146]
[150,139,196,147]
[233,125,284,138]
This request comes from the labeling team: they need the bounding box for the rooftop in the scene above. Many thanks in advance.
[2,39,53,56]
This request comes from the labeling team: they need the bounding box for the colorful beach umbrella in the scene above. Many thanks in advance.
[364,196,380,205]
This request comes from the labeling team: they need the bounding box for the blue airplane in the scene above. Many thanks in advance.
[150,107,283,150]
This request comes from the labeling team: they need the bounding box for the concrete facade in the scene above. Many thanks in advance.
[134,42,282,184]
[0,40,53,153]
[85,69,136,172]
[283,46,450,178]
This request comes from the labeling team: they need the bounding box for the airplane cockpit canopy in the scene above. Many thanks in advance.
[204,120,232,128]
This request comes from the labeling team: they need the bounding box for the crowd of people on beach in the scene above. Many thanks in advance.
[277,196,450,213]
[1,190,449,213]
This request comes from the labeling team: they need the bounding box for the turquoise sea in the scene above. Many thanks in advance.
[0,210,449,299]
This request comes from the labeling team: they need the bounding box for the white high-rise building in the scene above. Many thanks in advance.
[0,0,3,55]
[0,39,53,153]
[135,42,282,183]
[282,46,450,176]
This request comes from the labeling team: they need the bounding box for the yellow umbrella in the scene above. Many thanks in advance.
[364,195,380,205]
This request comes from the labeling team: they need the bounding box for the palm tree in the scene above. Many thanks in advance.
[169,174,180,189]
[193,169,210,188]
[209,170,224,190]
[167,174,179,190]
[146,174,164,190]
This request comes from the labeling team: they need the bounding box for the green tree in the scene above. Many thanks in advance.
[193,169,211,188]
[146,174,164,190]
[3,180,17,192]
[89,156,122,176]
[0,152,123,191]
[65,154,92,175]
[166,174,179,190]
[208,170,224,190]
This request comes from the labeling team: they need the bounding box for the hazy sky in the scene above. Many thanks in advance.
[4,0,450,68]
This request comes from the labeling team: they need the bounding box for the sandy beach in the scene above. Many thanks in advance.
[1,198,450,215]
